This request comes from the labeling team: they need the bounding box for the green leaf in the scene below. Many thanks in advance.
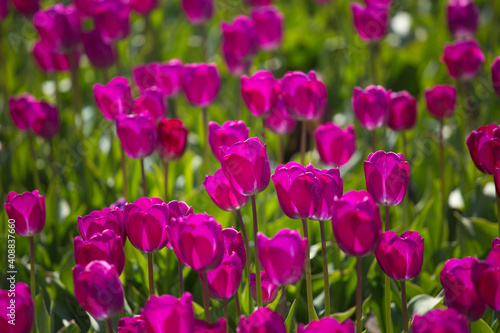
[471,319,494,333]
[285,299,297,333]
[57,320,80,333]
[35,292,50,333]
[407,294,443,317]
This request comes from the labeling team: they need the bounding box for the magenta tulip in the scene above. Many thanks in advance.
[181,0,213,24]
[491,57,500,97]
[4,190,45,237]
[237,307,286,333]
[157,118,189,162]
[314,123,356,167]
[388,91,417,131]
[424,85,457,120]
[221,16,258,71]
[241,71,278,117]
[118,315,146,333]
[91,0,131,44]
[208,120,249,162]
[142,293,194,333]
[352,85,391,130]
[74,230,125,275]
[204,169,250,212]
[12,0,39,16]
[0,283,34,333]
[440,257,486,321]
[9,94,36,131]
[249,271,279,305]
[466,124,500,175]
[167,200,194,219]
[133,87,167,119]
[297,318,355,333]
[194,318,226,333]
[447,0,479,38]
[365,0,391,7]
[94,77,133,121]
[471,246,500,311]
[222,227,246,266]
[247,0,272,6]
[133,59,184,97]
[351,3,388,42]
[310,168,343,222]
[411,308,468,333]
[223,50,252,76]
[116,112,157,159]
[130,0,157,14]
[264,95,297,135]
[206,252,243,300]
[32,40,73,73]
[29,100,60,139]
[82,29,117,69]
[281,70,327,120]
[257,229,307,286]
[495,168,500,196]
[74,0,94,16]
[182,63,220,107]
[250,6,284,50]
[442,39,484,80]
[78,207,125,244]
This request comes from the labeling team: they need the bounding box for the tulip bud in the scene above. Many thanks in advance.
[204,169,250,212]
[194,318,226,333]
[237,307,286,333]
[351,3,388,42]
[388,91,417,131]
[157,118,189,162]
[281,70,327,120]
[94,77,133,121]
[297,317,355,333]
[257,229,307,286]
[130,0,157,15]
[264,95,297,135]
[442,39,484,80]
[314,123,356,167]
[412,308,468,333]
[491,57,500,97]
[206,253,243,300]
[352,85,390,130]
[209,120,249,162]
[182,63,221,107]
[9,94,37,131]
[4,190,45,237]
[32,40,73,73]
[447,0,479,38]
[133,87,167,119]
[82,29,117,69]
[118,315,146,333]
[466,124,500,175]
[116,112,157,159]
[241,71,278,117]
[12,0,39,16]
[181,0,213,24]
[91,0,131,44]
[0,283,34,332]
[74,230,125,275]
[249,271,279,305]
[221,16,258,73]
[222,228,246,266]
[78,207,125,244]
[250,6,284,51]
[424,85,456,120]
[143,293,195,333]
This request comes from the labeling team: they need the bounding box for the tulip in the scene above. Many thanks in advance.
[180,0,213,24]
[110,198,126,210]
[133,59,184,97]
[118,315,146,333]
[388,91,417,131]
[26,100,60,139]
[411,308,468,333]
[142,293,195,332]
[82,29,117,69]
[221,16,258,74]
[133,64,157,93]
[241,71,278,117]
[0,0,6,20]
[73,260,124,321]
[314,123,356,167]
[0,283,34,333]
[442,39,484,80]
[133,87,167,119]
[74,230,125,275]
[264,95,297,135]
[9,94,37,131]
[297,318,355,333]
[167,200,194,220]
[32,40,73,73]
[247,0,271,6]
[206,253,243,300]
[492,57,500,97]
[78,207,125,243]
[222,227,246,266]
[352,85,390,130]
[182,63,220,107]
[116,112,157,159]
[237,308,286,333]
[466,124,500,175]
[130,0,157,15]
[250,6,284,51]
[204,169,250,212]
[74,0,93,17]
[471,247,500,311]
[447,0,479,38]
[12,0,39,16]
[249,271,279,305]
[157,118,189,162]
[93,77,133,121]
[194,318,226,333]
[223,50,253,76]
[281,70,327,120]
[208,120,249,162]
[4,190,45,237]
[365,0,391,7]
[92,0,131,44]
[351,3,388,42]
[424,85,457,120]
[440,257,485,321]
[495,168,500,199]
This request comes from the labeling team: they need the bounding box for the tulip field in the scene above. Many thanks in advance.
[3,0,500,332]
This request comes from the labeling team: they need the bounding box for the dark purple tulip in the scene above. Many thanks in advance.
[281,70,327,120]
[249,271,279,305]
[331,190,382,257]
[264,95,297,135]
[74,0,94,17]
[78,207,125,244]
[94,77,132,121]
[0,283,34,333]
[133,59,184,97]
[471,247,500,311]
[118,315,146,333]
[447,0,479,38]
[310,167,343,222]
[411,308,468,333]
[237,307,286,333]
[223,50,252,76]
[250,6,284,51]
[208,120,249,162]
[133,87,167,119]
[124,197,170,253]
[388,91,417,131]
[12,0,39,16]
[116,112,157,159]
[222,227,246,266]
[142,293,195,333]
[157,118,189,162]
[92,0,131,44]
[247,0,272,6]
[424,85,457,120]
[82,29,117,69]
[32,40,73,73]
[29,100,60,139]
[351,3,388,42]
[182,63,220,107]
[194,318,226,333]
[74,230,125,275]
[442,39,484,80]
[204,169,250,211]
[314,123,356,167]
[0,0,6,20]
[495,168,500,196]
[181,0,213,24]
[466,124,500,175]
[297,318,355,333]
[5,191,45,237]
[221,16,258,70]
[241,71,278,117]
[9,94,36,131]
[73,260,124,321]
[220,137,271,196]
[491,57,500,97]
[363,150,410,206]
[130,0,157,15]
[257,229,307,286]
[167,213,224,273]
[352,85,391,130]
[206,253,243,300]
[440,257,486,321]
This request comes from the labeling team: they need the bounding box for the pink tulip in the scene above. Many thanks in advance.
[94,77,133,121]
[447,0,479,38]
[4,190,45,237]
[82,29,117,69]
[208,120,249,162]
[314,123,356,167]
[133,59,184,97]
[0,283,34,333]
[351,3,388,42]
[118,315,146,333]
[222,227,246,267]
[203,169,250,212]
[221,16,258,75]
[352,85,391,130]
[130,0,157,14]
[32,40,73,73]
[9,94,36,131]
[246,0,272,6]
[91,0,131,44]
[424,85,456,120]
[180,0,213,24]
[142,293,195,333]
[249,271,279,305]
[237,307,285,333]
[133,87,167,119]
[182,63,220,107]
[78,207,126,244]
[297,318,355,333]
[206,253,243,300]
[442,39,484,80]
[466,124,500,175]
[241,71,278,117]
[74,230,125,274]
[116,112,157,159]
[223,50,252,76]
[310,168,343,222]
[281,70,327,120]
[471,244,500,311]
[167,200,194,219]
[264,95,297,134]
[12,0,39,16]
[491,57,500,97]
[194,318,226,333]
[412,308,468,333]
[388,91,417,131]
[495,168,500,196]
[250,6,284,51]
[29,100,60,139]
[157,118,189,162]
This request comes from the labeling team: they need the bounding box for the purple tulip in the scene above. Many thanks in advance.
[118,315,146,333]
[91,0,131,44]
[365,0,391,7]
[204,169,250,211]
[220,137,271,196]
[124,197,170,253]
[249,271,279,305]
[440,257,486,321]
[237,307,286,333]
[181,0,213,24]
[157,118,189,162]
[447,0,479,38]
[363,150,410,206]
[281,70,327,120]
[73,260,124,320]
[110,198,127,210]
[331,190,382,257]
[74,230,125,275]
[32,40,73,73]
[133,59,184,97]
[442,39,484,80]
[206,253,243,300]
[491,57,500,97]
[0,283,34,333]
[257,229,307,286]
[9,94,36,131]
[130,0,157,14]
[116,112,157,159]
[182,63,221,107]
[167,200,194,219]
[471,246,500,311]
[194,318,226,333]
[78,207,125,244]
[352,85,390,130]
[297,318,355,333]
[167,213,224,273]
[221,16,258,69]
[30,100,60,139]
[208,120,249,162]
[82,29,117,69]
[388,91,417,131]
[241,71,278,117]
[93,77,133,121]
[142,293,195,333]
[310,168,343,222]
[74,0,94,17]
[4,191,45,237]
[424,85,457,120]
[466,124,500,175]
[12,0,39,16]
[222,227,246,266]
[411,308,468,333]
[250,6,284,51]
[495,168,500,196]
[223,50,252,76]
[133,87,167,119]
[351,3,388,42]
[314,123,356,167]
[264,95,297,135]
[0,0,6,20]
[247,0,272,6]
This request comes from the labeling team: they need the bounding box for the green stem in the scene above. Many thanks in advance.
[385,275,392,333]
[279,286,287,318]
[202,107,209,174]
[30,236,37,333]
[235,292,241,318]
[106,318,114,333]
[371,130,376,152]
[462,80,474,132]
[164,161,169,202]
[120,145,128,201]
[200,24,208,61]
[148,252,155,296]
[356,257,363,333]
[114,43,122,76]
[236,210,253,311]
[319,221,330,316]
[369,42,379,84]
[202,272,210,322]
[223,300,229,332]
[401,280,408,333]
[384,206,390,232]
[178,260,184,295]
[401,131,408,159]
[102,67,109,83]
[27,132,41,190]
[439,119,446,239]
[261,117,267,143]
[302,219,314,322]
[69,52,82,137]
[251,196,263,307]
[140,158,147,197]
[300,121,307,165]
[278,135,284,165]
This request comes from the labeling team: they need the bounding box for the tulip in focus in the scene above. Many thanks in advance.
[351,3,389,42]
[314,123,356,167]
[182,63,221,107]
[241,71,278,117]
[352,85,390,130]
[466,124,500,175]
[181,0,213,24]
[442,39,484,80]
[118,315,146,333]
[142,293,195,333]
[297,318,355,333]
[157,118,189,162]
[411,308,468,333]
[388,91,417,131]
[310,167,343,222]
[74,230,125,275]
[221,227,246,266]
[471,245,500,311]
[250,6,284,51]
[206,252,243,300]
[447,0,479,38]
[78,207,125,243]
[424,85,457,120]
[281,70,327,120]
[116,112,157,159]
[249,271,279,305]
[237,307,286,333]
[194,318,226,333]
[208,120,249,162]
[0,283,34,333]
[203,169,250,211]
[94,77,133,121]
[264,95,297,135]
[4,190,45,237]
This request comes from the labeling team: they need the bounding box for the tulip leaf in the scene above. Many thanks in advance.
[470,319,494,333]
[56,320,80,333]
[331,304,356,322]
[407,294,443,317]
[36,292,50,333]
[285,299,297,333]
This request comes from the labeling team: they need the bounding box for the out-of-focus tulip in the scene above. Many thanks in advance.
[331,190,382,257]
[221,16,258,74]
[314,123,356,167]
[0,283,34,333]
[94,77,132,121]
[492,57,500,97]
[388,91,417,131]
[257,229,307,286]
[411,308,468,333]
[241,71,278,117]
[181,0,213,24]
[4,191,45,237]
[204,169,249,211]
[167,213,224,273]
[12,0,39,16]
[250,6,284,51]
[142,293,195,333]
[471,246,500,311]
[74,0,94,17]
[133,60,184,97]
[73,260,124,320]
[237,307,286,333]
[28,100,60,139]
[220,137,271,196]
[74,230,125,274]
[447,0,479,38]
[194,318,226,333]
[124,197,170,253]
[110,198,126,210]
[352,85,390,130]
[365,0,391,7]
[118,315,146,333]
[130,0,157,15]
[363,150,410,206]
[249,271,279,305]
[297,317,355,333]
[92,0,131,44]
[208,120,249,162]
[281,70,327,120]
[440,257,485,322]
[466,124,500,175]
[442,39,484,80]
[424,85,457,120]
[222,50,252,76]
[78,207,125,243]
[206,253,243,300]
[82,29,117,69]
[157,118,189,162]
[116,112,157,159]
[222,227,246,266]
[9,94,36,131]
[351,3,388,42]
[247,0,271,6]
[133,87,167,119]
[310,168,343,222]
[182,63,220,107]
[32,40,73,73]
[264,95,297,135]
